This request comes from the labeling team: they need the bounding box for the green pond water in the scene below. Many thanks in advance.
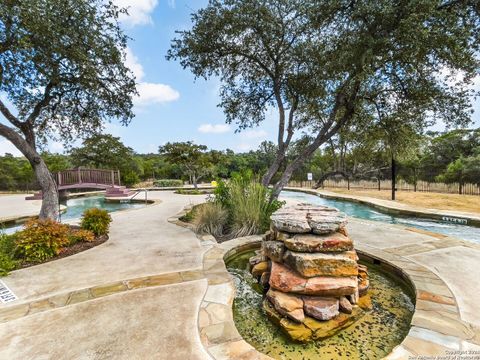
[226,250,415,360]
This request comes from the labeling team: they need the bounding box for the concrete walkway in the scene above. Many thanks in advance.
[0,191,479,359]
[0,194,41,223]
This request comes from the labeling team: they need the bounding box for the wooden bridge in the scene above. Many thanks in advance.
[26,169,135,200]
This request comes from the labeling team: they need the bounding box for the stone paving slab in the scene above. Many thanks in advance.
[409,246,480,327]
[0,281,210,360]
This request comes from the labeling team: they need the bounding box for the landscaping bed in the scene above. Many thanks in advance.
[1,208,112,276]
[17,227,108,270]
[174,189,212,195]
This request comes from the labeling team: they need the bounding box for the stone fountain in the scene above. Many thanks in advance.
[249,203,371,342]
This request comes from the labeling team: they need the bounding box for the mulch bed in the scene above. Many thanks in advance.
[17,232,108,270]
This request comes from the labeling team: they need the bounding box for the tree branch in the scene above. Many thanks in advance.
[0,99,24,128]
[26,81,56,125]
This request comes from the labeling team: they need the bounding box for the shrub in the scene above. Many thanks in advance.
[81,208,112,236]
[175,189,210,195]
[68,228,95,245]
[153,179,184,187]
[15,219,70,263]
[214,176,284,238]
[179,205,198,223]
[195,202,228,237]
[0,233,17,276]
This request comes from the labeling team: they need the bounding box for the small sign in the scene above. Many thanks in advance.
[0,280,17,304]
[441,216,468,225]
[307,173,313,181]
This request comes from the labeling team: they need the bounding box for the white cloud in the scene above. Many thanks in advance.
[123,47,180,106]
[49,141,65,153]
[242,129,268,139]
[167,0,175,9]
[198,123,231,134]
[115,0,158,26]
[134,82,180,106]
[125,47,145,81]
[0,140,22,156]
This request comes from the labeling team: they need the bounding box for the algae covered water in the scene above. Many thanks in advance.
[226,250,415,360]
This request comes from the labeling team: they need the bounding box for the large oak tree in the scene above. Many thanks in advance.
[168,0,479,199]
[0,0,136,219]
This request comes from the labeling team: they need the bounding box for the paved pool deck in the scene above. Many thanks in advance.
[0,194,42,223]
[0,191,479,359]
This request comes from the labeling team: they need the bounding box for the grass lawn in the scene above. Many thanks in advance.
[324,188,480,214]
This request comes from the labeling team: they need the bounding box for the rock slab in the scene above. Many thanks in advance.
[283,250,359,278]
[303,296,339,321]
[284,233,353,253]
[269,262,357,296]
[270,203,347,234]
[266,289,305,323]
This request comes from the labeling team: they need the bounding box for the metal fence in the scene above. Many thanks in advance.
[288,179,480,195]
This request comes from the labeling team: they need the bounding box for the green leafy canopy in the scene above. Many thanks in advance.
[0,0,137,145]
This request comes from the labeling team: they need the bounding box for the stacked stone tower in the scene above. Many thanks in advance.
[249,203,371,342]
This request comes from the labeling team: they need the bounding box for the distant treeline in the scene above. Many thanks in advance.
[0,129,479,191]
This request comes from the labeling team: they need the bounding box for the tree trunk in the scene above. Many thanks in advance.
[192,172,198,189]
[32,157,59,219]
[0,123,59,220]
[262,153,284,187]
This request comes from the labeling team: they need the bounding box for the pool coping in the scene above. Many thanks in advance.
[285,187,480,227]
[169,206,479,359]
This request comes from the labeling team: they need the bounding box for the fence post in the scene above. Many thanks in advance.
[78,168,82,184]
[111,170,115,186]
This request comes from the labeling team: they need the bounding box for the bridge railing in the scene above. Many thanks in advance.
[55,169,121,187]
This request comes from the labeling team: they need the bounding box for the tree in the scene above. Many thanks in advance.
[70,135,140,187]
[437,147,480,193]
[168,0,480,200]
[0,0,136,219]
[159,141,213,188]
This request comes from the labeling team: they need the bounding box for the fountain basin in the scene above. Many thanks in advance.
[226,247,415,360]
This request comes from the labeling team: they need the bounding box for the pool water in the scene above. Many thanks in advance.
[226,250,415,360]
[2,196,146,234]
[281,191,480,243]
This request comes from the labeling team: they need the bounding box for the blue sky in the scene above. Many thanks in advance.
[0,0,479,155]
[105,0,277,154]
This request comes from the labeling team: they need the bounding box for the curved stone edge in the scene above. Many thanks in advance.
[197,234,479,359]
[0,269,204,323]
[285,187,480,227]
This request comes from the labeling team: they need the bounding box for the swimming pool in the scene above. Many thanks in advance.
[281,191,480,243]
[2,196,146,234]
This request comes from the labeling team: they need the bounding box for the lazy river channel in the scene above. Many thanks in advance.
[2,195,146,234]
[280,190,480,243]
[226,250,415,360]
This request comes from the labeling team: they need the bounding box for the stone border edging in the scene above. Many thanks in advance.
[285,187,480,227]
[171,205,479,359]
[0,268,204,324]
